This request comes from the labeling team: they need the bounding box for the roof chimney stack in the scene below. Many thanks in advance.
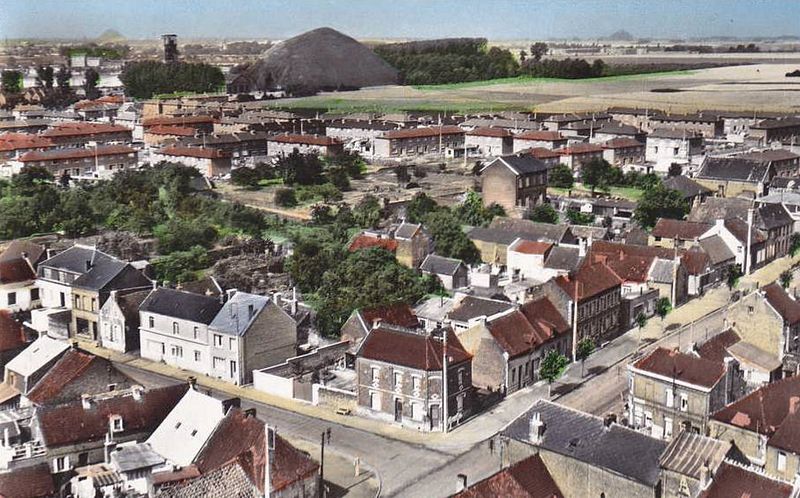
[456,474,468,493]
[529,411,545,444]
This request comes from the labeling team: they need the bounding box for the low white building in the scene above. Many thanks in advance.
[645,129,704,174]
[0,257,38,312]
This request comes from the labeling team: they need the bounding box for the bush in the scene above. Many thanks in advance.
[528,204,559,224]
[566,210,595,225]
[231,167,260,187]
[274,188,297,208]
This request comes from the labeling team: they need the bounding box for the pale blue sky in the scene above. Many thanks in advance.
[2,0,799,40]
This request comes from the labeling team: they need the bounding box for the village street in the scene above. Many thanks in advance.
[91,252,800,497]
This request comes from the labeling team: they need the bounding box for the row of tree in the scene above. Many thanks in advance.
[118,60,225,99]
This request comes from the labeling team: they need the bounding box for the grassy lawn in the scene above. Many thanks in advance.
[264,97,520,113]
[412,69,697,91]
[548,183,644,202]
[258,178,284,187]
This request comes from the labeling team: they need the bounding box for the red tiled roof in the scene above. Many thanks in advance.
[633,347,726,389]
[195,408,318,494]
[159,146,230,159]
[453,454,563,498]
[0,463,55,498]
[602,137,644,149]
[698,462,792,498]
[768,409,800,454]
[511,240,553,255]
[347,235,398,253]
[360,327,471,371]
[763,282,800,326]
[0,310,26,354]
[555,261,622,300]
[360,303,419,329]
[41,122,130,138]
[74,95,124,110]
[379,125,464,140]
[520,297,570,338]
[146,125,197,137]
[152,465,201,485]
[652,219,712,240]
[37,383,188,448]
[268,133,342,146]
[143,115,215,127]
[467,127,512,138]
[0,133,55,152]
[0,240,46,265]
[681,247,711,276]
[488,310,550,358]
[557,143,604,155]
[599,252,654,283]
[725,218,767,244]
[26,350,97,405]
[696,329,740,363]
[0,258,35,284]
[19,145,136,162]
[526,147,562,159]
[712,375,800,436]
[514,131,565,141]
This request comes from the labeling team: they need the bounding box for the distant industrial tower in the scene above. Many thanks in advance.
[162,34,179,63]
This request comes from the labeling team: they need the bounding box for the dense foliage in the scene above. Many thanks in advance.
[634,183,689,229]
[374,38,518,85]
[1,70,23,94]
[119,61,225,99]
[60,44,130,60]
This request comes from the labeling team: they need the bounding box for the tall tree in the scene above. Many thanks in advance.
[528,204,559,224]
[83,68,100,99]
[0,70,23,94]
[576,339,595,378]
[35,65,55,89]
[539,350,568,397]
[56,66,71,94]
[634,184,689,229]
[581,158,612,193]
[423,210,481,264]
[529,42,548,62]
[548,164,574,189]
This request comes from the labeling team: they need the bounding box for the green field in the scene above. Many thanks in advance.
[411,69,697,91]
[264,97,521,113]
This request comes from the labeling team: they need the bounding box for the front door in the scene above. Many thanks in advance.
[430,405,440,430]
[394,399,403,423]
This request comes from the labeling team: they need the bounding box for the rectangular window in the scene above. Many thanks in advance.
[148,316,154,328]
[778,451,787,471]
[7,292,16,306]
[193,326,199,339]
[75,295,81,309]
[172,322,179,335]
[171,345,183,358]
[229,337,235,351]
[214,334,223,347]
[680,393,689,412]
[30,288,39,301]
[412,376,421,392]
[393,371,402,388]
[371,367,380,382]
[91,298,97,311]
[665,388,674,408]
[53,456,70,472]
[194,350,201,362]
[370,392,380,410]
[213,356,225,370]
[664,417,673,439]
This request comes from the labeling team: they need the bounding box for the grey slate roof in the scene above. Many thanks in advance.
[757,203,793,230]
[394,221,421,240]
[544,246,583,271]
[759,191,800,205]
[648,259,675,284]
[420,254,464,276]
[596,122,642,135]
[140,288,223,325]
[699,236,735,265]
[448,295,514,323]
[490,218,573,244]
[696,157,771,183]
[659,431,730,479]
[110,443,165,472]
[467,227,519,245]
[72,259,128,290]
[490,155,549,175]
[687,197,752,223]
[663,175,712,199]
[503,400,667,487]
[648,128,703,140]
[770,176,800,190]
[209,292,272,337]
[39,245,115,274]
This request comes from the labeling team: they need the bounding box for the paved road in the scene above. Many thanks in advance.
[115,363,450,497]
[112,253,800,497]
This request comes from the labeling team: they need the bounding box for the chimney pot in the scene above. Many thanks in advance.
[456,474,468,492]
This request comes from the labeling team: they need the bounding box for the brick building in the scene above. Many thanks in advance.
[355,325,473,432]
[16,145,138,179]
[373,126,465,158]
[480,155,548,217]
[41,123,132,146]
[267,133,343,157]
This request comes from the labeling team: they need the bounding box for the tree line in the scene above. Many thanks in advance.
[119,60,225,99]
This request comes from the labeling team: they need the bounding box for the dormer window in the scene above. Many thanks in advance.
[110,415,123,433]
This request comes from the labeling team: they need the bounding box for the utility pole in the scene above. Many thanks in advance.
[442,328,449,433]
[319,428,330,497]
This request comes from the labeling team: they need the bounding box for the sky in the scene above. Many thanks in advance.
[3,0,800,41]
